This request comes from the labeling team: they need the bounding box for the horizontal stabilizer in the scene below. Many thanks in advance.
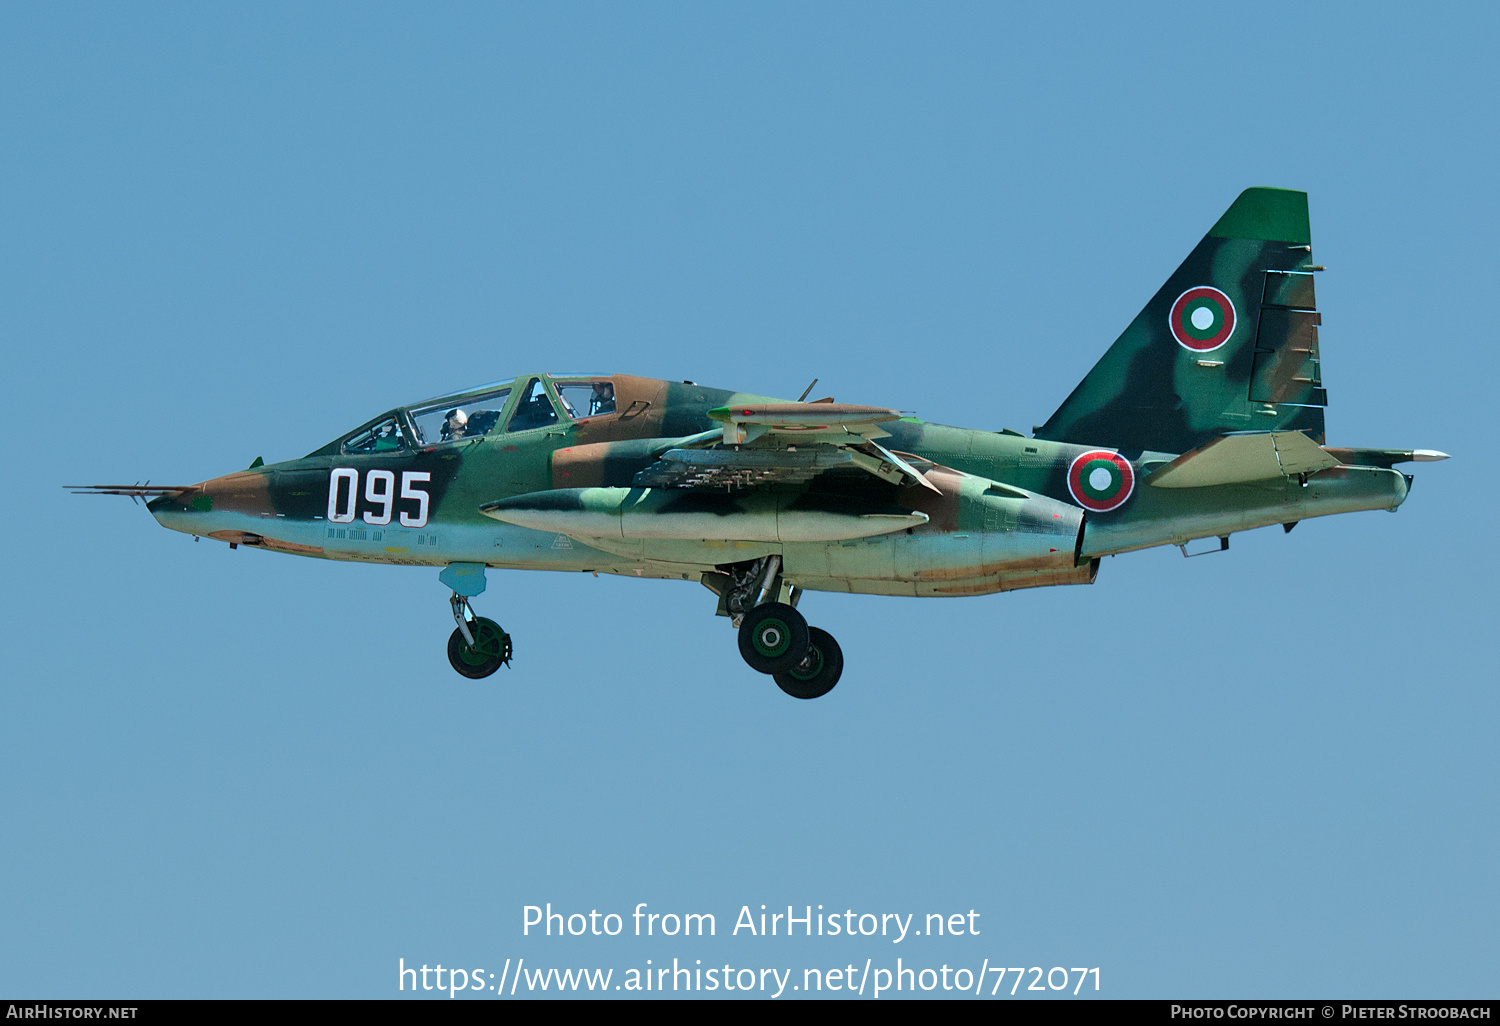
[1148,431,1339,488]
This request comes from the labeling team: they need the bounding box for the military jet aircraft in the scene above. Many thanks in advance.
[76,188,1446,699]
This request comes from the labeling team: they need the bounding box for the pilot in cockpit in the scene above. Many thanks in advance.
[441,408,468,441]
[373,419,403,451]
[590,381,616,415]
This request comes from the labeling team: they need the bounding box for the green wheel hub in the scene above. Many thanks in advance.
[786,643,825,682]
[773,626,843,699]
[447,616,512,679]
[457,620,508,665]
[737,602,810,675]
[752,617,793,659]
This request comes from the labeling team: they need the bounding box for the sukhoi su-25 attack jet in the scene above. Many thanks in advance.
[77,188,1447,699]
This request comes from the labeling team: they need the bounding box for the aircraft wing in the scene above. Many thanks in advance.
[633,446,857,488]
[707,401,902,442]
[634,403,943,493]
[1147,431,1340,488]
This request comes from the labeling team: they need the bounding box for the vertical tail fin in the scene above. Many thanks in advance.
[1035,188,1326,455]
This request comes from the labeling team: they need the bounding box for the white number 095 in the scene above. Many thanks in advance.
[327,468,430,528]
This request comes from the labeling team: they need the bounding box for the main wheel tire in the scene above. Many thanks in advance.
[447,617,512,679]
[773,626,843,699]
[737,602,810,674]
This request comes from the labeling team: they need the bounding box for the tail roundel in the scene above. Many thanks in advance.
[1034,188,1327,457]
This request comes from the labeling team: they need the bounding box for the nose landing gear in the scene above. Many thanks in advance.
[447,593,512,679]
[440,562,510,679]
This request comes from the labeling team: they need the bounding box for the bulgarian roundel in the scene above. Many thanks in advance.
[1067,450,1135,513]
[1169,286,1236,352]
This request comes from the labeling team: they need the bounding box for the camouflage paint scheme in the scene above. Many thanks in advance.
[142,190,1433,606]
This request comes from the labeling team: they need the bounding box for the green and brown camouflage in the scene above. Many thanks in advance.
[1036,187,1326,456]
[82,188,1445,673]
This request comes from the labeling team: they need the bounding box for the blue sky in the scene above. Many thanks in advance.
[2,3,1494,999]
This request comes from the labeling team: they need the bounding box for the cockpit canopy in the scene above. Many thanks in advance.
[408,385,514,446]
[311,374,618,458]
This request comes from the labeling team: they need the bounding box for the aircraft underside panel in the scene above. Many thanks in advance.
[791,560,1100,598]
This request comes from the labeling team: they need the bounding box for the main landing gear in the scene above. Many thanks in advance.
[441,563,511,679]
[713,556,843,699]
[771,626,843,701]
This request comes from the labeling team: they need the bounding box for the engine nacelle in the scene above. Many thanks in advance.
[782,467,1088,596]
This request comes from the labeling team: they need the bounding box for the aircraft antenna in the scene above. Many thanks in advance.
[797,378,819,403]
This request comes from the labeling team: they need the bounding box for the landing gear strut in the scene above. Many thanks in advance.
[714,555,844,698]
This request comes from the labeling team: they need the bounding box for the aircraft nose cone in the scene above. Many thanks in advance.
[146,484,214,534]
[147,490,210,514]
[146,469,273,534]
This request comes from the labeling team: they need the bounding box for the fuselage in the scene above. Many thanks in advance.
[148,372,1410,598]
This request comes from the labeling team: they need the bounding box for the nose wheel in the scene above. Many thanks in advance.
[447,592,511,679]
